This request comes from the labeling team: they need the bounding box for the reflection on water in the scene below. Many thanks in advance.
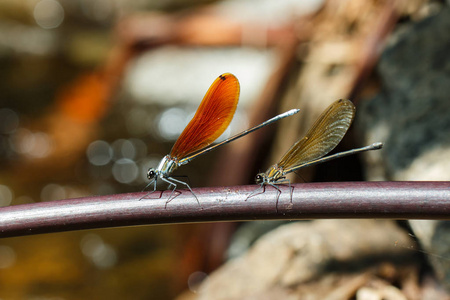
[87,140,113,166]
[0,0,278,298]
[0,108,19,134]
[0,185,13,207]
[0,227,179,299]
[33,0,65,29]
[81,234,118,269]
[0,245,16,269]
[157,107,189,141]
[40,183,67,201]
[112,158,139,184]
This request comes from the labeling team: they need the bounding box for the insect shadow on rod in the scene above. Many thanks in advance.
[140,73,301,208]
[247,99,383,211]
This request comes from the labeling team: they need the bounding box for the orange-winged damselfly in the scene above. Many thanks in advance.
[144,73,300,204]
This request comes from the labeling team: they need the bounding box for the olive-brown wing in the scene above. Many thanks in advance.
[278,99,355,169]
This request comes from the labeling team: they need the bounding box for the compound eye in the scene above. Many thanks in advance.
[147,169,156,180]
[255,174,263,184]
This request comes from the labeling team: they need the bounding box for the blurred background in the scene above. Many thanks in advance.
[0,0,449,299]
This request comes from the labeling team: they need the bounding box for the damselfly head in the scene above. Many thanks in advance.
[147,168,157,180]
[255,173,266,184]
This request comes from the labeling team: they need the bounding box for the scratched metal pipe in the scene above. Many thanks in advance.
[0,181,449,238]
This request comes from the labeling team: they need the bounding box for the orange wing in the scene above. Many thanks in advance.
[170,73,240,159]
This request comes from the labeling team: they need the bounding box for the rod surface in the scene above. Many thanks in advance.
[179,109,300,164]
[0,182,449,238]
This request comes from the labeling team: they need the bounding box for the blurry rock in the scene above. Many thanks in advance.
[356,7,450,181]
[356,7,450,293]
[185,220,418,300]
[408,220,450,292]
[226,220,289,259]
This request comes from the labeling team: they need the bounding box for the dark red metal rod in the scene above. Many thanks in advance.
[0,181,449,238]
